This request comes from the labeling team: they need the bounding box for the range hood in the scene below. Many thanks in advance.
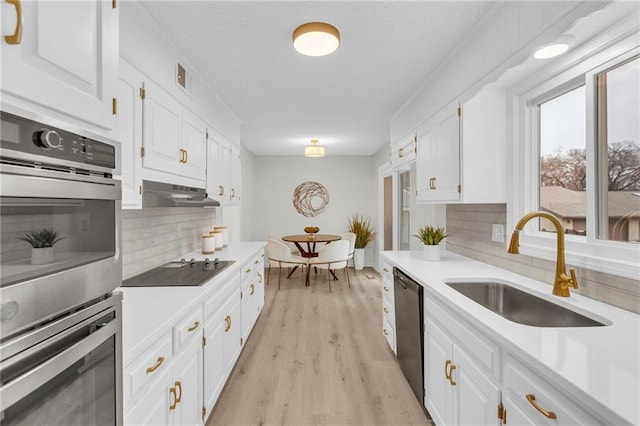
[142,180,220,207]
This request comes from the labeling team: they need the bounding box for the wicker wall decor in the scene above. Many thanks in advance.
[293,181,329,217]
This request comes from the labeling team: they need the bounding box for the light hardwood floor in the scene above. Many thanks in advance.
[207,266,432,426]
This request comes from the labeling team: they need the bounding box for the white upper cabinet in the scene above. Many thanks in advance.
[207,133,240,206]
[416,102,461,203]
[390,131,417,169]
[1,0,118,132]
[180,109,208,182]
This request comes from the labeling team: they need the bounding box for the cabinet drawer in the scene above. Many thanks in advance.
[503,355,604,425]
[125,332,172,404]
[382,279,394,305]
[172,306,203,354]
[383,316,395,353]
[241,254,261,283]
[426,298,500,378]
[204,276,239,321]
[382,295,395,329]
[381,262,393,283]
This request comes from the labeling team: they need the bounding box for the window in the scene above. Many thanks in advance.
[511,35,639,279]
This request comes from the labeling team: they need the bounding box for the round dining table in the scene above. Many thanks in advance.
[282,234,341,286]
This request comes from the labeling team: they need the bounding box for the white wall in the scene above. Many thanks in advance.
[250,156,378,266]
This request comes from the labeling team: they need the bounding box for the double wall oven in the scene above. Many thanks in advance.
[0,112,123,425]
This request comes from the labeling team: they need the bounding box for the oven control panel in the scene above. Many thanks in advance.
[0,112,116,170]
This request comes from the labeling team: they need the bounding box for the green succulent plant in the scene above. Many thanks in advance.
[19,228,64,248]
[414,226,448,245]
[347,214,375,249]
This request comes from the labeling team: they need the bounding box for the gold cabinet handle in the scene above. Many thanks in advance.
[445,359,451,380]
[231,188,236,198]
[188,321,200,332]
[383,329,389,336]
[224,315,231,332]
[526,394,556,419]
[219,185,224,196]
[258,273,263,283]
[5,0,22,45]
[383,267,389,273]
[383,286,389,292]
[250,283,255,295]
[383,307,389,314]
[399,147,404,158]
[449,364,457,386]
[175,381,182,403]
[146,356,165,374]
[184,149,188,164]
[179,149,184,163]
[254,259,259,265]
[169,387,177,410]
[245,267,251,274]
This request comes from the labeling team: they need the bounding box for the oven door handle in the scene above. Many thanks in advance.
[0,314,120,411]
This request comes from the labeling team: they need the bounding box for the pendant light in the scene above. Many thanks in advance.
[305,139,325,157]
[293,22,340,57]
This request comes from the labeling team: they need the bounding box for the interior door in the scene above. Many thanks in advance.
[383,175,393,250]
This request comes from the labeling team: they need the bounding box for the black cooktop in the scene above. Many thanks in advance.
[122,258,235,287]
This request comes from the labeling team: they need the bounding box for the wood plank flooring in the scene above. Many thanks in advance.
[207,267,432,426]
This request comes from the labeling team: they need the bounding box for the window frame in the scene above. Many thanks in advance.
[509,34,640,280]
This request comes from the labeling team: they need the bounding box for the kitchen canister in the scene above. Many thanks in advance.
[209,230,224,250]
[202,234,216,255]
[214,226,228,247]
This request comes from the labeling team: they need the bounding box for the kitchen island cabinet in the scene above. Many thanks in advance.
[120,242,266,425]
[380,250,639,425]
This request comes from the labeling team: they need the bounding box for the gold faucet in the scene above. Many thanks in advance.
[508,211,578,297]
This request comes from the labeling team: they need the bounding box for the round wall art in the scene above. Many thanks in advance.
[293,181,329,217]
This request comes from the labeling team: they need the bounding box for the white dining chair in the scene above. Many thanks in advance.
[308,240,350,292]
[340,232,356,272]
[266,239,308,289]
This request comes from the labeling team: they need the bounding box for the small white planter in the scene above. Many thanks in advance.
[353,248,365,270]
[31,247,54,265]
[422,244,441,262]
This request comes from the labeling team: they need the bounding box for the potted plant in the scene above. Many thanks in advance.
[414,226,448,261]
[347,214,375,270]
[19,228,64,265]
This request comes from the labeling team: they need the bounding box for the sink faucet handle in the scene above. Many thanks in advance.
[569,268,578,289]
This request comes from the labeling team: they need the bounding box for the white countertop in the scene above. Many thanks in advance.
[118,242,265,364]
[381,250,640,425]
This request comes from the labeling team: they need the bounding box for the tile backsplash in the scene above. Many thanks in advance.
[122,208,216,279]
[446,204,640,314]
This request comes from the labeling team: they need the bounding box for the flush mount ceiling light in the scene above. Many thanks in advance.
[305,139,325,157]
[293,22,340,57]
[534,42,570,59]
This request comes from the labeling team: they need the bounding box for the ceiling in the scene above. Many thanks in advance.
[139,1,495,156]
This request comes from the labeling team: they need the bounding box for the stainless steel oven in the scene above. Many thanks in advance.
[0,111,123,425]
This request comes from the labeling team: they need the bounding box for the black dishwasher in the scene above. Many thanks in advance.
[394,267,425,406]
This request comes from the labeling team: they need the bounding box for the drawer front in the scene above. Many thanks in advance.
[382,279,394,306]
[204,275,240,320]
[381,261,393,283]
[383,316,396,353]
[241,253,261,283]
[425,297,500,378]
[382,295,395,329]
[503,355,605,425]
[125,332,172,405]
[172,306,203,354]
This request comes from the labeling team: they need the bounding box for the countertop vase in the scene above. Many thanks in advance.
[31,247,54,265]
[422,244,441,262]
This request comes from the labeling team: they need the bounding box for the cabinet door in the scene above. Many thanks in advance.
[218,142,232,204]
[172,336,203,426]
[241,279,256,341]
[425,319,453,425]
[203,314,226,417]
[142,79,182,176]
[229,147,241,205]
[416,127,436,198]
[117,59,144,208]
[1,0,118,131]
[223,290,242,373]
[256,266,265,312]
[181,110,207,182]
[452,345,501,426]
[206,134,222,201]
[432,108,460,201]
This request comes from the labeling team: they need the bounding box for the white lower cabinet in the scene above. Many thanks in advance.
[125,335,203,426]
[425,319,500,426]
[381,262,396,353]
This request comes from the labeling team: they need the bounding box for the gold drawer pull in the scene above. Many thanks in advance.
[383,329,388,336]
[258,273,263,283]
[219,185,225,196]
[383,267,389,272]
[383,286,389,292]
[449,364,457,386]
[246,268,251,274]
[5,0,22,45]
[188,321,200,332]
[224,315,231,332]
[175,381,182,403]
[146,356,165,374]
[254,260,259,265]
[526,394,556,419]
[250,283,255,295]
[383,307,389,314]
[169,386,177,410]
[445,359,451,380]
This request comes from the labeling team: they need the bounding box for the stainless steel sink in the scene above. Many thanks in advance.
[445,281,606,327]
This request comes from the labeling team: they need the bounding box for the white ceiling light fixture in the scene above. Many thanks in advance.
[533,40,571,59]
[305,139,325,157]
[293,22,340,57]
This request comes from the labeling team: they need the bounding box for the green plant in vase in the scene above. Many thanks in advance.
[347,214,375,270]
[415,226,448,261]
